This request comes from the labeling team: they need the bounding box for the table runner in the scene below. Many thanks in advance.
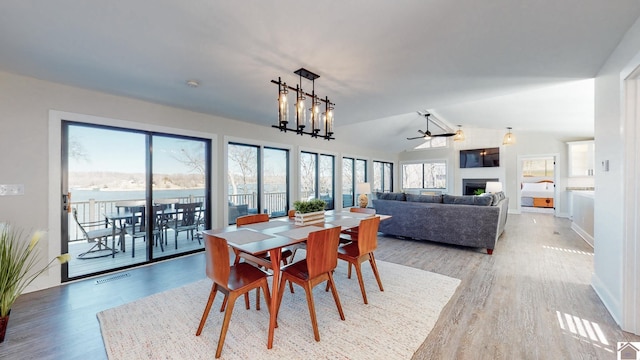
[213,229,274,245]
[241,221,290,231]
[275,226,326,240]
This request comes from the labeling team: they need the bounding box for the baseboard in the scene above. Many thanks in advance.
[571,222,594,248]
[591,273,622,327]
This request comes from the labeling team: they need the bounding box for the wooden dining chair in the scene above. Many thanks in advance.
[340,207,376,242]
[276,226,345,341]
[287,208,306,262]
[196,233,271,359]
[224,213,293,312]
[336,216,384,304]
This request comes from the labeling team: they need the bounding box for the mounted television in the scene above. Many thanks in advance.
[460,147,500,168]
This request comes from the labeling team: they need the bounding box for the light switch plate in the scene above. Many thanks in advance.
[0,184,25,196]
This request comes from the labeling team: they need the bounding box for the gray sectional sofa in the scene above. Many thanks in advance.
[372,192,509,254]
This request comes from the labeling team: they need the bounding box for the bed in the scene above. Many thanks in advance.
[521,180,554,208]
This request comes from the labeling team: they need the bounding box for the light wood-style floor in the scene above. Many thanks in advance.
[1,212,638,359]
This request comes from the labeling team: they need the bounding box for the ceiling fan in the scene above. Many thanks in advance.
[407,111,456,140]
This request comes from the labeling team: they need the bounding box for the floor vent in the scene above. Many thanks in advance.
[95,273,130,285]
[553,231,560,235]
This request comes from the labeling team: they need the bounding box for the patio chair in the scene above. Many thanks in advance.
[127,205,166,257]
[114,200,146,256]
[73,208,119,259]
[173,202,203,249]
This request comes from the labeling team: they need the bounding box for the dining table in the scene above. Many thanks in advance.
[203,210,390,349]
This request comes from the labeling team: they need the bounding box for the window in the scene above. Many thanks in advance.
[228,143,290,224]
[342,157,354,207]
[228,143,259,224]
[300,151,335,210]
[402,161,447,190]
[373,160,393,193]
[262,147,289,217]
[343,157,367,207]
[523,158,554,177]
[413,137,448,150]
[356,159,367,185]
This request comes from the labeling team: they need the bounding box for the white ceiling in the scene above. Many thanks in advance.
[1,1,639,153]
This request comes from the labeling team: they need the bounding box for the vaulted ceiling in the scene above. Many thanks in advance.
[1,1,639,153]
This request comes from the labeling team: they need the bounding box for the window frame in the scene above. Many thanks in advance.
[401,159,448,192]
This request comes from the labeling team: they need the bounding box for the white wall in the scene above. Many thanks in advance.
[0,70,394,291]
[592,15,640,332]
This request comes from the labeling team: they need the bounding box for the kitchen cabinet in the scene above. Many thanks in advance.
[567,140,594,177]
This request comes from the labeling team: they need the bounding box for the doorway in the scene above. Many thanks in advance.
[518,155,556,215]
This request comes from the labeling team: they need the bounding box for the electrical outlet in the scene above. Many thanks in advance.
[0,184,25,196]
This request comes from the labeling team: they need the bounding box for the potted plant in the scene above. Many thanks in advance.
[293,199,327,225]
[0,224,70,343]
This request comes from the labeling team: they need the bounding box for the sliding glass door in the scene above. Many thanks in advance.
[62,122,210,280]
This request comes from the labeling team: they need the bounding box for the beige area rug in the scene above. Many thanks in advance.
[97,258,461,360]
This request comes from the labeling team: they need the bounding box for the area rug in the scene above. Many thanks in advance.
[97,258,460,360]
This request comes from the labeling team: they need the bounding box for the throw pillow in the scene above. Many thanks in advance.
[406,194,443,203]
[443,194,475,205]
[443,194,493,206]
[376,192,406,201]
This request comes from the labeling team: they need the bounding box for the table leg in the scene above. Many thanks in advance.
[267,248,282,349]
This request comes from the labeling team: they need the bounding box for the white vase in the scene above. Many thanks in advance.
[294,210,325,226]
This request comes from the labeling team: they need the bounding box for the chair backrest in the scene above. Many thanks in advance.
[72,208,90,238]
[350,207,376,215]
[149,205,165,230]
[236,213,269,226]
[177,202,202,226]
[356,216,381,254]
[203,234,230,286]
[115,200,146,226]
[155,198,179,210]
[306,226,341,278]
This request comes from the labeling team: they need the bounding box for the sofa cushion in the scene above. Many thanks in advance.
[443,194,493,206]
[406,194,443,203]
[376,192,406,201]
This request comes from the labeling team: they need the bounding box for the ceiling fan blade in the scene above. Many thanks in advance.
[407,135,427,140]
[417,129,426,135]
[432,132,456,137]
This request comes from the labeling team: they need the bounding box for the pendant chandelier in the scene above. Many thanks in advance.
[453,125,465,141]
[502,127,516,145]
[271,68,335,140]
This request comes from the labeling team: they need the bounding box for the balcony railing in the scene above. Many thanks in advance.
[69,195,205,242]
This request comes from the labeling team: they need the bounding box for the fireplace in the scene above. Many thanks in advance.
[462,178,499,195]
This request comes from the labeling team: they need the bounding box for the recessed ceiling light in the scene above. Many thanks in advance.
[186,80,200,88]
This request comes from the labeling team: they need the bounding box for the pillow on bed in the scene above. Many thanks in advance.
[522,182,548,191]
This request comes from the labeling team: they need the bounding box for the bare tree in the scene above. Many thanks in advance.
[171,142,206,175]
[228,144,257,195]
[69,136,89,163]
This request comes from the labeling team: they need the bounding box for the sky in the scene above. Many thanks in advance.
[68,125,203,174]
